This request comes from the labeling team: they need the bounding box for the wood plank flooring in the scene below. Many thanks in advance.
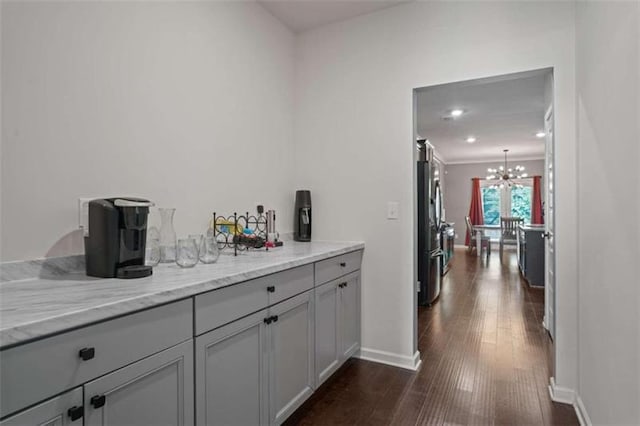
[285,248,578,425]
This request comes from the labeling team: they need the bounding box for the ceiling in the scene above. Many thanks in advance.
[258,0,412,33]
[416,70,550,164]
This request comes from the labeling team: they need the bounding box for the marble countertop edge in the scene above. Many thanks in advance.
[0,241,364,349]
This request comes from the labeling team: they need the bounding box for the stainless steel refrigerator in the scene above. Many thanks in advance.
[417,158,443,306]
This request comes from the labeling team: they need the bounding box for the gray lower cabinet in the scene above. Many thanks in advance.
[84,340,194,426]
[0,387,83,426]
[195,291,315,426]
[269,291,315,425]
[195,309,269,426]
[340,272,361,359]
[314,279,341,386]
[314,271,361,387]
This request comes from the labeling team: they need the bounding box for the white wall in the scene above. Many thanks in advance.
[1,1,295,261]
[576,2,639,423]
[442,159,545,243]
[295,0,578,385]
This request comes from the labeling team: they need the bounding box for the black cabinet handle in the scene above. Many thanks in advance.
[339,262,346,267]
[78,347,95,361]
[91,395,106,409]
[339,282,347,288]
[68,406,84,421]
[264,317,272,325]
[272,315,278,323]
[267,286,275,293]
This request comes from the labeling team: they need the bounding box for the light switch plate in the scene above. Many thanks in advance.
[387,201,399,220]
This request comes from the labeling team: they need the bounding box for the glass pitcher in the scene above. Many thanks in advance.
[159,208,177,263]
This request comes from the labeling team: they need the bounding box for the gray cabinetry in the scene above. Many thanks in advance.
[517,225,545,287]
[0,388,83,426]
[84,340,194,426]
[269,291,315,425]
[314,279,340,386]
[314,271,361,387]
[0,299,192,418]
[195,310,269,426]
[340,272,361,360]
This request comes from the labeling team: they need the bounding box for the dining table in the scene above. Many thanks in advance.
[472,224,500,257]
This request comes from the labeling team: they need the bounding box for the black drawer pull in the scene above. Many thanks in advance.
[78,347,95,361]
[91,395,106,409]
[272,315,279,323]
[267,286,275,293]
[339,262,346,267]
[264,317,272,325]
[68,406,84,421]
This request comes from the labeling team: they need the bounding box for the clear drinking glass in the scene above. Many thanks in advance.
[199,235,220,264]
[145,226,161,266]
[176,238,198,268]
[188,234,204,260]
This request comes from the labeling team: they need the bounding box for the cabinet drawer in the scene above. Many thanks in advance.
[0,299,192,418]
[195,265,314,336]
[195,276,270,335]
[315,250,362,286]
[0,387,83,426]
[268,264,313,306]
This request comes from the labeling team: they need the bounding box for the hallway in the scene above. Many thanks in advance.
[286,248,578,425]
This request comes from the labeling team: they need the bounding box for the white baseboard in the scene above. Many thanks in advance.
[548,377,592,426]
[548,377,576,405]
[356,347,422,371]
[574,394,592,426]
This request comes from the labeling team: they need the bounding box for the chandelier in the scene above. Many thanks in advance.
[486,149,528,188]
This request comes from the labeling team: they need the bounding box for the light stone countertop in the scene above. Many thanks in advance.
[0,241,364,349]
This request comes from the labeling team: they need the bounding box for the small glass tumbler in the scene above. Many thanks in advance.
[188,234,204,260]
[199,235,220,264]
[176,238,198,268]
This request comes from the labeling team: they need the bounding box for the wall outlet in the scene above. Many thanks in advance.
[387,201,399,220]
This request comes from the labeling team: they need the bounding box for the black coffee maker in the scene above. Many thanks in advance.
[294,190,311,242]
[84,197,154,279]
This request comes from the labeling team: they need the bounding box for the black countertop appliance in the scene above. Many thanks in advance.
[84,197,154,279]
[294,190,312,242]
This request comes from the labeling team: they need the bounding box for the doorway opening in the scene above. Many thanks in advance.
[412,68,556,374]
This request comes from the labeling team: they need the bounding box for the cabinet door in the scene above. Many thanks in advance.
[269,290,315,425]
[340,272,361,360]
[84,340,193,426]
[0,387,83,426]
[314,280,340,387]
[195,309,269,426]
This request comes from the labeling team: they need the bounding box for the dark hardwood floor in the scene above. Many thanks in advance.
[285,248,578,425]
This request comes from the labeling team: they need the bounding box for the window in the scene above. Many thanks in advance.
[480,181,533,238]
[511,185,532,224]
[481,187,501,225]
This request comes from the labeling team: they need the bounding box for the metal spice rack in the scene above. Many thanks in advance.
[212,212,268,256]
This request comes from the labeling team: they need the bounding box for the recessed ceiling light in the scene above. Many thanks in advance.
[536,131,546,138]
[466,136,476,143]
[450,109,464,117]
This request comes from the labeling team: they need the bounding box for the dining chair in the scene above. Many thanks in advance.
[499,217,524,257]
[465,216,491,257]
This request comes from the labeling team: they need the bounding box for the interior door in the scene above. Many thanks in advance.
[544,105,556,340]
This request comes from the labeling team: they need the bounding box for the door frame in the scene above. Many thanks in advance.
[412,67,577,398]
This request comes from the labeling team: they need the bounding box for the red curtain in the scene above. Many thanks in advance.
[465,178,484,245]
[532,175,544,224]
